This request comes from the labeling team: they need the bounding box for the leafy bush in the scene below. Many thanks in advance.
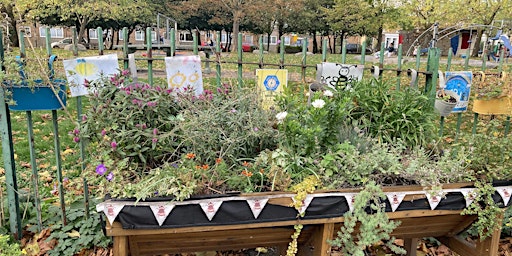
[284,46,302,54]
[349,79,437,147]
[0,234,25,255]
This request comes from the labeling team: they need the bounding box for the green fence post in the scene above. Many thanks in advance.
[0,29,22,239]
[97,27,104,55]
[237,33,243,87]
[258,36,264,68]
[301,37,307,82]
[193,32,198,55]
[322,38,327,63]
[52,109,67,225]
[170,28,176,57]
[505,116,511,137]
[123,28,129,70]
[279,36,285,69]
[379,42,385,70]
[146,27,153,86]
[464,46,470,70]
[426,48,440,107]
[397,44,403,90]
[360,41,367,65]
[216,31,221,87]
[341,39,346,64]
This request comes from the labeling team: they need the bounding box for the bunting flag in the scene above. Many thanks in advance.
[496,186,512,206]
[425,191,445,210]
[246,198,269,219]
[386,192,406,212]
[255,69,288,110]
[292,195,314,215]
[63,54,119,97]
[344,193,358,212]
[165,55,204,96]
[102,203,125,225]
[96,186,512,223]
[149,204,175,226]
[459,188,477,208]
[199,200,223,221]
[315,63,363,90]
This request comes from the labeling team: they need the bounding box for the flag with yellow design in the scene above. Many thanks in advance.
[63,54,119,97]
[256,69,287,110]
[165,55,203,96]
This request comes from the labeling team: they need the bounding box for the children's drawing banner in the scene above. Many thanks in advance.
[165,55,204,96]
[63,54,119,97]
[445,71,472,112]
[256,69,288,110]
[316,63,364,90]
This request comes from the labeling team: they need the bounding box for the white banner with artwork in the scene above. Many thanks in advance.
[444,71,472,112]
[316,63,364,90]
[63,54,120,97]
[165,55,204,96]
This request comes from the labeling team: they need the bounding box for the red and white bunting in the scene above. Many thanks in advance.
[386,192,406,212]
[496,186,512,206]
[345,193,357,212]
[102,203,125,225]
[292,195,314,215]
[425,191,444,210]
[246,198,269,219]
[199,200,223,221]
[149,204,175,226]
[459,188,477,208]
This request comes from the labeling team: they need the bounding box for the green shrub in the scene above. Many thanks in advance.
[284,46,302,54]
[0,234,25,256]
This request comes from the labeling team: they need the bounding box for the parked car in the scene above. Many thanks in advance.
[51,37,88,49]
[345,44,373,54]
[242,43,256,52]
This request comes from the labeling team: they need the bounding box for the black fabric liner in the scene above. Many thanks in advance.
[116,187,512,229]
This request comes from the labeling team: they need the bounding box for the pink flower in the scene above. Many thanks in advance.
[121,69,130,76]
[82,115,87,121]
[152,138,158,144]
[111,141,117,149]
[73,137,80,143]
[101,129,107,136]
[106,172,114,181]
[153,128,158,135]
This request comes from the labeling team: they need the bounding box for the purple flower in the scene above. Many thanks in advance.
[106,172,114,181]
[230,109,237,113]
[73,129,80,136]
[101,129,107,137]
[73,137,80,143]
[152,138,158,143]
[111,141,117,149]
[82,115,87,122]
[121,69,130,76]
[147,101,157,107]
[253,127,259,132]
[96,164,107,175]
[153,128,158,135]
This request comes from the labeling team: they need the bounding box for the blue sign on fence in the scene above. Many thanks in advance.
[445,71,472,112]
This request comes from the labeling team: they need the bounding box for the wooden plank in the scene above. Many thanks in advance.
[438,235,477,256]
[475,211,503,256]
[403,238,418,256]
[113,235,129,256]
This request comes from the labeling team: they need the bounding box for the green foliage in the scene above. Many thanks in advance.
[462,181,504,240]
[329,181,405,255]
[284,46,302,54]
[349,79,437,147]
[0,234,25,256]
[45,209,111,256]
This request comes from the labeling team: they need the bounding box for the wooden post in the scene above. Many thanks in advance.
[403,238,418,256]
[298,223,334,256]
[113,236,129,256]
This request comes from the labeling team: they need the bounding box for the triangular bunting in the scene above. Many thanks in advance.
[386,192,406,212]
[425,191,444,210]
[247,198,269,219]
[149,204,175,226]
[199,200,223,221]
[460,188,477,208]
[345,193,357,212]
[292,195,314,215]
[103,203,124,225]
[496,186,512,206]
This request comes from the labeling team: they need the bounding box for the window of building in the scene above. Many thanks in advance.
[39,27,64,38]
[263,36,278,45]
[118,31,124,40]
[179,32,193,42]
[244,35,253,44]
[89,29,98,39]
[20,26,31,37]
[284,36,291,45]
[151,31,157,42]
[135,30,144,41]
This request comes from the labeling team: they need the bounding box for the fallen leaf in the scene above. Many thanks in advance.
[67,230,80,238]
[62,148,75,156]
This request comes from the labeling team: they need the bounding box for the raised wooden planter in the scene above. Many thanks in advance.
[100,183,511,256]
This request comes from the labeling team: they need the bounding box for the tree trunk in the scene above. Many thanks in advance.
[377,26,383,52]
[232,9,243,53]
[471,29,484,57]
[312,32,318,54]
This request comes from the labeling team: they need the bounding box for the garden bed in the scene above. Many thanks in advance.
[99,182,512,256]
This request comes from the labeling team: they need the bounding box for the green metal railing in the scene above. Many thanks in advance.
[1,27,511,239]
